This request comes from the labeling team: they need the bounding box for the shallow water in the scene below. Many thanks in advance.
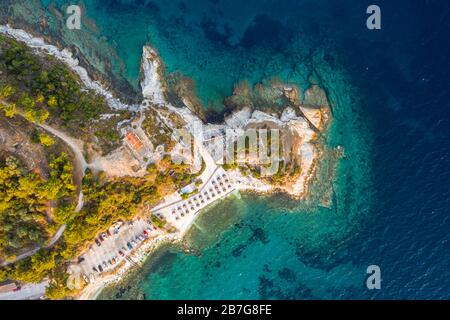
[96,0,450,300]
[6,0,450,299]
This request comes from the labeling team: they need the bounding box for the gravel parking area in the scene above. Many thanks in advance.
[77,218,159,280]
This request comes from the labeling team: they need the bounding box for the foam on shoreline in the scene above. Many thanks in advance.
[0,24,330,299]
[78,234,179,300]
[0,24,139,112]
[141,46,166,106]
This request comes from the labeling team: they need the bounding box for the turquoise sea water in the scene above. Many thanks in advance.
[72,0,374,299]
[42,0,335,109]
[116,67,374,299]
[35,0,375,299]
[9,0,450,299]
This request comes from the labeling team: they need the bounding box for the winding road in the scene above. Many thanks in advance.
[0,121,88,268]
[37,123,88,171]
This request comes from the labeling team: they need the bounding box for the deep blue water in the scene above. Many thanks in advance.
[103,0,449,299]
[338,0,450,299]
[32,0,450,299]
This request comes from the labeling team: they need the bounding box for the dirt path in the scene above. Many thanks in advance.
[0,121,89,267]
[37,123,88,171]
[0,224,66,267]
[37,123,87,209]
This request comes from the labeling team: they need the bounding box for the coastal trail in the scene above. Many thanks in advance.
[0,118,89,267]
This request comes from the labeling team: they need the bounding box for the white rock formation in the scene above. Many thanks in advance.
[0,25,139,111]
[140,46,166,105]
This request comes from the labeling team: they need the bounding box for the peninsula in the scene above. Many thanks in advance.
[0,25,331,300]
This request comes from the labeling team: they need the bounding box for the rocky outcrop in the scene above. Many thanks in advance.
[140,46,166,106]
[299,85,331,131]
[0,24,139,111]
[137,46,332,199]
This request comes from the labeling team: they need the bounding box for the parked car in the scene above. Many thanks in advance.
[108,259,112,266]
[92,267,98,273]
[89,246,95,253]
[131,240,138,247]
[101,232,108,239]
[98,235,104,242]
[95,238,101,247]
[112,221,124,234]
[106,230,112,237]
[82,274,89,283]
[113,220,123,228]
[98,265,103,272]
[111,258,116,265]
[103,261,107,269]
[127,242,133,250]
[122,246,127,252]
[78,256,85,263]
[118,250,124,257]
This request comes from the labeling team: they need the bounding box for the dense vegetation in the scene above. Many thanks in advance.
[59,169,162,259]
[0,35,129,153]
[30,129,55,147]
[0,154,197,298]
[0,167,159,298]
[0,35,202,299]
[0,154,75,259]
[0,36,104,123]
